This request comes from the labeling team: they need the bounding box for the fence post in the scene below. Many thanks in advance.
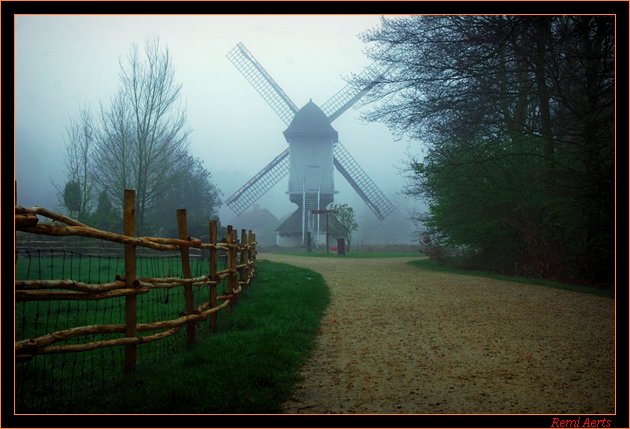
[247,229,253,282]
[15,181,17,245]
[227,225,237,307]
[177,209,195,347]
[209,220,218,331]
[123,189,137,372]
[240,229,248,290]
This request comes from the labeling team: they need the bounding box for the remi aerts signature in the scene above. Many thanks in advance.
[551,417,612,428]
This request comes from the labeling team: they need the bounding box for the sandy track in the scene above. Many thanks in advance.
[258,253,615,414]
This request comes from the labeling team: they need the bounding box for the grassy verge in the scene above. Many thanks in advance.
[65,260,330,413]
[408,258,614,298]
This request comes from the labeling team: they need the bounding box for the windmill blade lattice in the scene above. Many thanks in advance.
[321,62,390,123]
[225,148,290,215]
[226,42,298,125]
[333,142,395,221]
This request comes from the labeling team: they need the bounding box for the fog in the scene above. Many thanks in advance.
[15,15,425,244]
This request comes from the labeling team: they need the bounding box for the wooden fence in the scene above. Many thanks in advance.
[15,189,257,372]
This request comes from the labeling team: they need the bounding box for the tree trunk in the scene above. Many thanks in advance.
[533,17,555,177]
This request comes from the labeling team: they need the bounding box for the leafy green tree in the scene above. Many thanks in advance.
[91,190,120,232]
[62,180,82,219]
[328,203,359,251]
[150,155,222,239]
[356,16,614,286]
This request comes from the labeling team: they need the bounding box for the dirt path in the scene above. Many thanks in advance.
[258,253,615,414]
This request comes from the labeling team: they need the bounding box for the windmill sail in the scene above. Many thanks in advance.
[226,42,298,125]
[333,142,395,221]
[225,148,290,215]
[225,42,394,240]
[321,62,390,123]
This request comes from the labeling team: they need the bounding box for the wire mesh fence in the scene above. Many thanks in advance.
[14,190,255,414]
[15,244,230,412]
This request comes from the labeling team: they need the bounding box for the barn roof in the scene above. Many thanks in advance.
[276,208,302,235]
[234,205,278,230]
[283,100,338,140]
[276,206,345,237]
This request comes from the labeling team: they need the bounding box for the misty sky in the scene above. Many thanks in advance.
[15,15,424,241]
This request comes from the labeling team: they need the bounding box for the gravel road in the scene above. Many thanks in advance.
[258,253,615,414]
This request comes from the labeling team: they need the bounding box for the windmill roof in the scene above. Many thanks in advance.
[234,206,278,229]
[276,208,302,235]
[283,100,338,140]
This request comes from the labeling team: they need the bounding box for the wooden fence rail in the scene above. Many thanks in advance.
[14,189,257,372]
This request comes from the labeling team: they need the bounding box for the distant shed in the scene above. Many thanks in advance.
[233,205,279,246]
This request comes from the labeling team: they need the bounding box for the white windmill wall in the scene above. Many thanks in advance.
[288,137,334,195]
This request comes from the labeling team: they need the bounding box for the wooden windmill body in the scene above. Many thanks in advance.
[225,42,394,247]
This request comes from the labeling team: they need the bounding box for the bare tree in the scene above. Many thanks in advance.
[92,88,133,210]
[93,37,191,234]
[57,107,95,221]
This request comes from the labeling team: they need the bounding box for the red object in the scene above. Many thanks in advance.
[331,246,337,252]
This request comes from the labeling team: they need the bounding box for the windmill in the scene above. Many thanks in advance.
[225,42,395,247]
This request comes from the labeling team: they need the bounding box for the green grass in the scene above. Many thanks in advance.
[15,253,221,283]
[15,255,227,341]
[408,258,614,298]
[16,254,232,413]
[54,260,330,413]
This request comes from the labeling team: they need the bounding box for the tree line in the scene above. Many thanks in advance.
[58,38,222,238]
[356,16,614,287]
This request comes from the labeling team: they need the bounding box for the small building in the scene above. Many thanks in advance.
[233,205,278,246]
[276,209,344,249]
